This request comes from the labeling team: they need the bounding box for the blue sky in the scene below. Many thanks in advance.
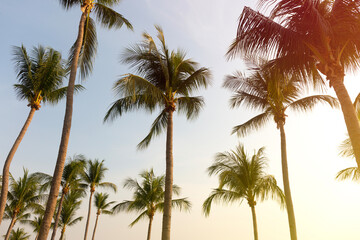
[1,1,360,239]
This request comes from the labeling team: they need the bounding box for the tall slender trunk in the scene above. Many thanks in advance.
[4,215,17,240]
[249,204,258,240]
[331,77,360,167]
[59,225,66,240]
[84,190,94,240]
[147,215,154,240]
[91,213,99,240]
[0,107,36,224]
[35,232,39,240]
[279,124,297,240]
[37,11,87,240]
[50,191,66,240]
[161,110,174,240]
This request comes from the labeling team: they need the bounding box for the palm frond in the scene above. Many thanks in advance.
[176,96,204,120]
[93,3,133,30]
[58,0,80,9]
[335,167,360,182]
[128,210,148,227]
[287,95,339,112]
[203,188,242,217]
[68,17,97,80]
[232,111,272,136]
[137,109,168,150]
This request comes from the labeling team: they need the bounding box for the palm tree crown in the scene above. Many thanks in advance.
[104,25,211,148]
[113,169,190,240]
[203,144,284,240]
[8,228,30,240]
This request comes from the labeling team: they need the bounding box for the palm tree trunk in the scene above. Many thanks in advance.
[4,215,17,240]
[147,215,154,240]
[37,11,87,240]
[331,77,360,167]
[250,204,258,240]
[161,110,174,240]
[84,190,94,240]
[91,213,99,240]
[59,225,66,240]
[50,191,66,240]
[279,124,297,240]
[0,107,36,224]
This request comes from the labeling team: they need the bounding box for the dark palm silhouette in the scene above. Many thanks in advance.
[227,0,360,171]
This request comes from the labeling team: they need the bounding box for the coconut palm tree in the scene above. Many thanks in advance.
[227,0,360,170]
[82,159,116,240]
[112,169,191,240]
[8,228,30,240]
[44,155,86,240]
[203,144,285,240]
[91,193,115,240]
[58,190,83,240]
[38,1,133,238]
[23,215,43,240]
[223,60,339,240]
[0,45,73,225]
[104,26,210,240]
[3,169,43,240]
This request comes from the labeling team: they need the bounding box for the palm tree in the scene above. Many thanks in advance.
[82,159,116,240]
[223,60,339,240]
[8,228,30,240]
[104,26,210,240]
[58,190,83,240]
[203,144,285,240]
[91,193,115,240]
[0,45,72,225]
[4,169,43,240]
[227,0,360,170]
[38,1,133,238]
[112,169,191,240]
[44,155,86,240]
[23,215,43,240]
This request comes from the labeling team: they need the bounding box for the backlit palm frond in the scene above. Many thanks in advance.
[226,7,304,60]
[176,96,204,120]
[68,17,97,80]
[93,3,133,30]
[336,167,360,182]
[287,95,339,112]
[13,84,32,102]
[339,135,354,158]
[96,0,122,7]
[98,182,117,193]
[137,109,168,150]
[128,210,148,227]
[175,67,211,95]
[232,111,272,137]
[203,188,242,217]
[253,175,285,208]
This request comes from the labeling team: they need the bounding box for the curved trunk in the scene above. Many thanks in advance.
[4,215,17,240]
[279,124,297,240]
[84,190,94,240]
[37,11,87,240]
[161,110,174,240]
[147,215,154,240]
[0,107,36,224]
[250,204,258,240]
[59,225,66,240]
[91,213,100,240]
[331,77,360,167]
[50,191,66,240]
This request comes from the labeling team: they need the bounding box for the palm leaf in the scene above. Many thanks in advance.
[232,111,272,136]
[93,3,133,30]
[287,95,339,112]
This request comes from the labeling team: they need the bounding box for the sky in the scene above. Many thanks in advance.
[1,1,360,240]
